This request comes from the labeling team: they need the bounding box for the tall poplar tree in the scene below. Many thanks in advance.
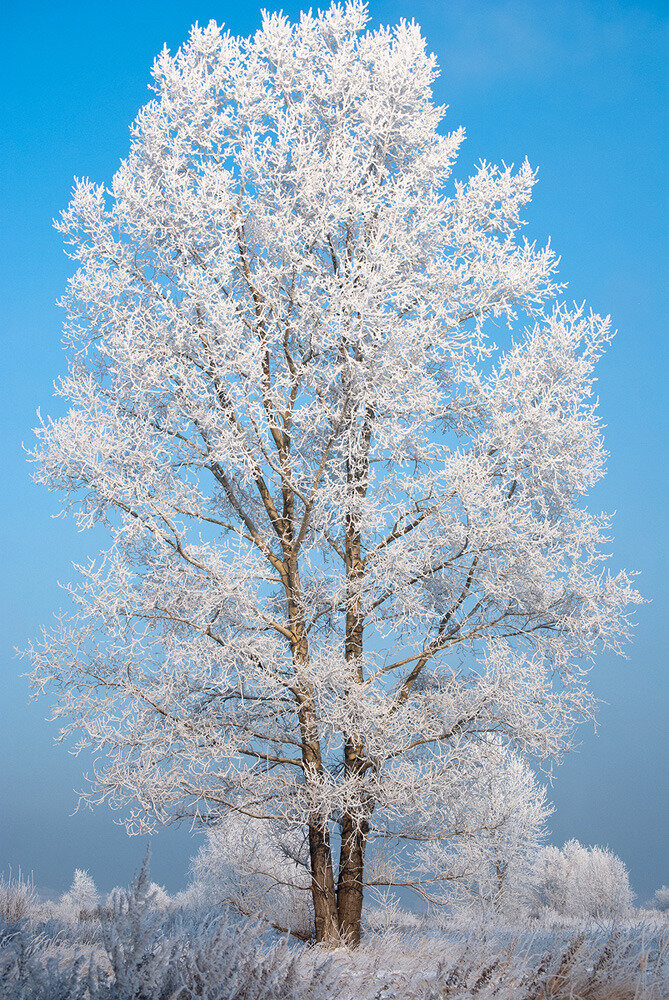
[28,2,639,943]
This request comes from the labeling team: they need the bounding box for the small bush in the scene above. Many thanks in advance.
[0,869,38,924]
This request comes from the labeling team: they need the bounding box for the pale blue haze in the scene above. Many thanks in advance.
[1,0,666,901]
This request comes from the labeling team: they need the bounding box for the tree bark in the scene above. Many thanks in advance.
[337,798,369,945]
[308,820,340,944]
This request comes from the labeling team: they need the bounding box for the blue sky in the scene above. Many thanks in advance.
[1,0,667,901]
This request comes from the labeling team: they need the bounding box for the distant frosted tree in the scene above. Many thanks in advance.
[191,814,312,939]
[27,1,639,944]
[60,869,99,919]
[532,840,634,918]
[104,887,124,910]
[650,885,669,913]
[148,883,171,910]
[437,746,551,914]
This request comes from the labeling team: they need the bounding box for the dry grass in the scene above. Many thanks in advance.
[320,922,669,999]
[1,901,666,998]
[0,869,37,925]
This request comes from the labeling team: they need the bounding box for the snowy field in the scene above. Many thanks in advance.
[2,872,667,1000]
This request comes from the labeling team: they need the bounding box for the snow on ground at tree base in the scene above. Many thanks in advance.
[2,856,667,997]
[1,899,667,999]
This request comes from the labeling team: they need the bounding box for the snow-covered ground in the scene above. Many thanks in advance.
[2,895,667,999]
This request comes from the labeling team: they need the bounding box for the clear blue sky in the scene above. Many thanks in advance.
[1,0,667,902]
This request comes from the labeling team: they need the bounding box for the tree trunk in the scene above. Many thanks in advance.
[285,574,340,945]
[494,858,506,912]
[308,820,340,944]
[337,808,368,945]
[336,429,374,946]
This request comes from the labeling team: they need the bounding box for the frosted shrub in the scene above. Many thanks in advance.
[532,840,634,918]
[0,870,38,925]
[99,851,177,996]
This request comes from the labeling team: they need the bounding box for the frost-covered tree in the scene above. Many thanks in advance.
[60,869,99,920]
[649,885,669,913]
[147,883,171,910]
[435,746,551,915]
[27,2,639,944]
[531,840,634,918]
[190,815,313,938]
